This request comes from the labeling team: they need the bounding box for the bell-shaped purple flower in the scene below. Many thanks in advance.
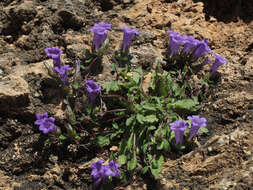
[90,22,111,52]
[120,26,139,53]
[166,30,184,56]
[54,65,72,85]
[34,112,56,134]
[170,120,188,145]
[210,54,227,74]
[193,40,211,59]
[187,115,207,139]
[91,22,112,30]
[90,27,108,52]
[86,80,101,103]
[45,47,63,67]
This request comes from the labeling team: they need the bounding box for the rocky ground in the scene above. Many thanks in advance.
[0,0,253,189]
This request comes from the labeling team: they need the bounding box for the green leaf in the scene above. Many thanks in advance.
[73,81,79,89]
[112,122,119,129]
[96,136,110,147]
[162,139,170,152]
[85,57,93,64]
[59,135,67,141]
[84,49,91,57]
[111,63,117,72]
[118,154,127,165]
[157,141,164,150]
[66,105,76,125]
[127,133,133,151]
[150,71,156,90]
[142,166,149,174]
[75,135,81,140]
[134,104,142,112]
[137,113,145,124]
[200,126,209,133]
[126,116,135,127]
[148,125,156,131]
[136,67,143,75]
[171,98,199,111]
[150,154,164,179]
[176,145,186,150]
[133,71,140,84]
[103,81,120,93]
[127,155,137,171]
[158,78,168,97]
[141,103,157,111]
[110,152,116,161]
[144,115,158,123]
[110,130,121,139]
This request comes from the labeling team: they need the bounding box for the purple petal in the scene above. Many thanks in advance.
[120,26,139,53]
[34,120,43,125]
[35,113,43,120]
[210,54,227,74]
[174,130,184,145]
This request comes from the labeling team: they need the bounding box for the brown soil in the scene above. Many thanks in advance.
[0,0,252,189]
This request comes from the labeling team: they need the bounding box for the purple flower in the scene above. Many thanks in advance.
[91,22,112,30]
[166,30,179,36]
[181,35,199,54]
[86,80,101,103]
[91,160,107,187]
[54,65,72,85]
[106,160,121,177]
[120,26,139,53]
[169,120,188,145]
[45,47,63,67]
[90,27,108,52]
[166,30,184,56]
[91,160,120,187]
[210,54,227,74]
[187,115,207,139]
[193,40,211,59]
[90,22,111,52]
[34,112,56,134]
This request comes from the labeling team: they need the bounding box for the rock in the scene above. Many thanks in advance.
[134,30,157,45]
[66,44,86,60]
[160,130,253,189]
[0,61,50,114]
[131,44,162,70]
[0,134,40,173]
[0,75,30,113]
[2,1,37,35]
[57,9,85,30]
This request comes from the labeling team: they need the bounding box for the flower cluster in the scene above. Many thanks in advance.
[166,30,211,58]
[34,112,56,134]
[90,22,112,52]
[166,30,227,74]
[91,160,120,187]
[169,115,207,145]
[45,47,72,84]
[86,80,101,104]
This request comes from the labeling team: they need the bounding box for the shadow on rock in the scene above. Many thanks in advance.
[193,0,253,23]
